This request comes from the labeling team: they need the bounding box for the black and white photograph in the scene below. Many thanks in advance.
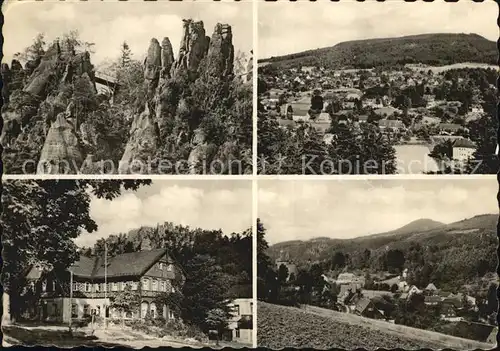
[257,1,498,175]
[257,178,498,349]
[1,0,253,175]
[2,179,253,348]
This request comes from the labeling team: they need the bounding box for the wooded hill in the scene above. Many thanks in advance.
[259,33,497,69]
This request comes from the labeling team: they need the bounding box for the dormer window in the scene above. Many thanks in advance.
[159,263,163,270]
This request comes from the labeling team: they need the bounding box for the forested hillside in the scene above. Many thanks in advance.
[260,33,497,69]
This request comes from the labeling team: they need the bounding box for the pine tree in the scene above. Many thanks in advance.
[120,42,132,68]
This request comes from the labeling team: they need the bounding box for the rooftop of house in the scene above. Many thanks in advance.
[69,248,174,279]
[425,283,438,291]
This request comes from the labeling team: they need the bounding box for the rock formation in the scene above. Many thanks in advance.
[2,38,98,174]
[171,20,209,78]
[37,113,84,174]
[119,104,160,174]
[160,37,175,78]
[120,19,236,174]
[23,42,62,98]
[202,23,234,80]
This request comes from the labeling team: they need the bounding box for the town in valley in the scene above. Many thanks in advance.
[257,179,498,349]
[257,1,498,175]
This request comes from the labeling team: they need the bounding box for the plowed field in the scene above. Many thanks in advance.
[257,302,494,350]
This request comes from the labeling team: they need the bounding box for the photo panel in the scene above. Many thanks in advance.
[257,0,498,175]
[2,179,254,348]
[2,0,253,175]
[257,177,498,349]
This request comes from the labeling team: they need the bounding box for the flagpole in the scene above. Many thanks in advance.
[104,242,107,329]
[69,270,73,330]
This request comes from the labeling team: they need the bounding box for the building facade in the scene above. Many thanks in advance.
[25,248,185,323]
[227,298,253,345]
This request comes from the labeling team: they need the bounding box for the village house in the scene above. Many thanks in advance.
[24,248,185,323]
[354,297,385,320]
[227,298,253,345]
[378,119,405,133]
[336,273,365,286]
[438,123,463,135]
[452,138,476,163]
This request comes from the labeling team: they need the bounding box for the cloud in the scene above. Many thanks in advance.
[258,178,497,245]
[75,182,252,247]
[258,1,498,58]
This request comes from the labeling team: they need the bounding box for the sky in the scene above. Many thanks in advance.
[259,177,498,245]
[258,0,499,59]
[74,180,252,247]
[2,0,252,66]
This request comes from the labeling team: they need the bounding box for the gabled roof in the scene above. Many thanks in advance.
[452,138,475,149]
[70,248,171,279]
[425,283,438,291]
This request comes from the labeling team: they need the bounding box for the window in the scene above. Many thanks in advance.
[112,282,118,291]
[160,281,165,292]
[152,280,158,291]
[86,283,92,292]
[235,328,240,338]
[142,278,150,291]
[250,302,253,314]
[166,264,174,272]
[159,263,163,270]
[168,310,175,320]
[51,280,56,292]
[95,283,99,292]
[234,305,240,316]
[71,303,78,318]
[97,306,101,316]
[42,281,47,292]
[83,304,90,316]
[120,282,126,291]
[131,282,138,291]
[73,282,78,291]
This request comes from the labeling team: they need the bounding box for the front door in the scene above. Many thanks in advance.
[42,303,48,320]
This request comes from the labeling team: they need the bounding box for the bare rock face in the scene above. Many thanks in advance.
[119,104,160,174]
[171,20,209,77]
[203,23,234,79]
[187,128,217,174]
[161,37,175,76]
[37,113,84,174]
[23,42,61,98]
[143,39,162,101]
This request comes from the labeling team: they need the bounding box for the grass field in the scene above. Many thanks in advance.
[257,302,495,350]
